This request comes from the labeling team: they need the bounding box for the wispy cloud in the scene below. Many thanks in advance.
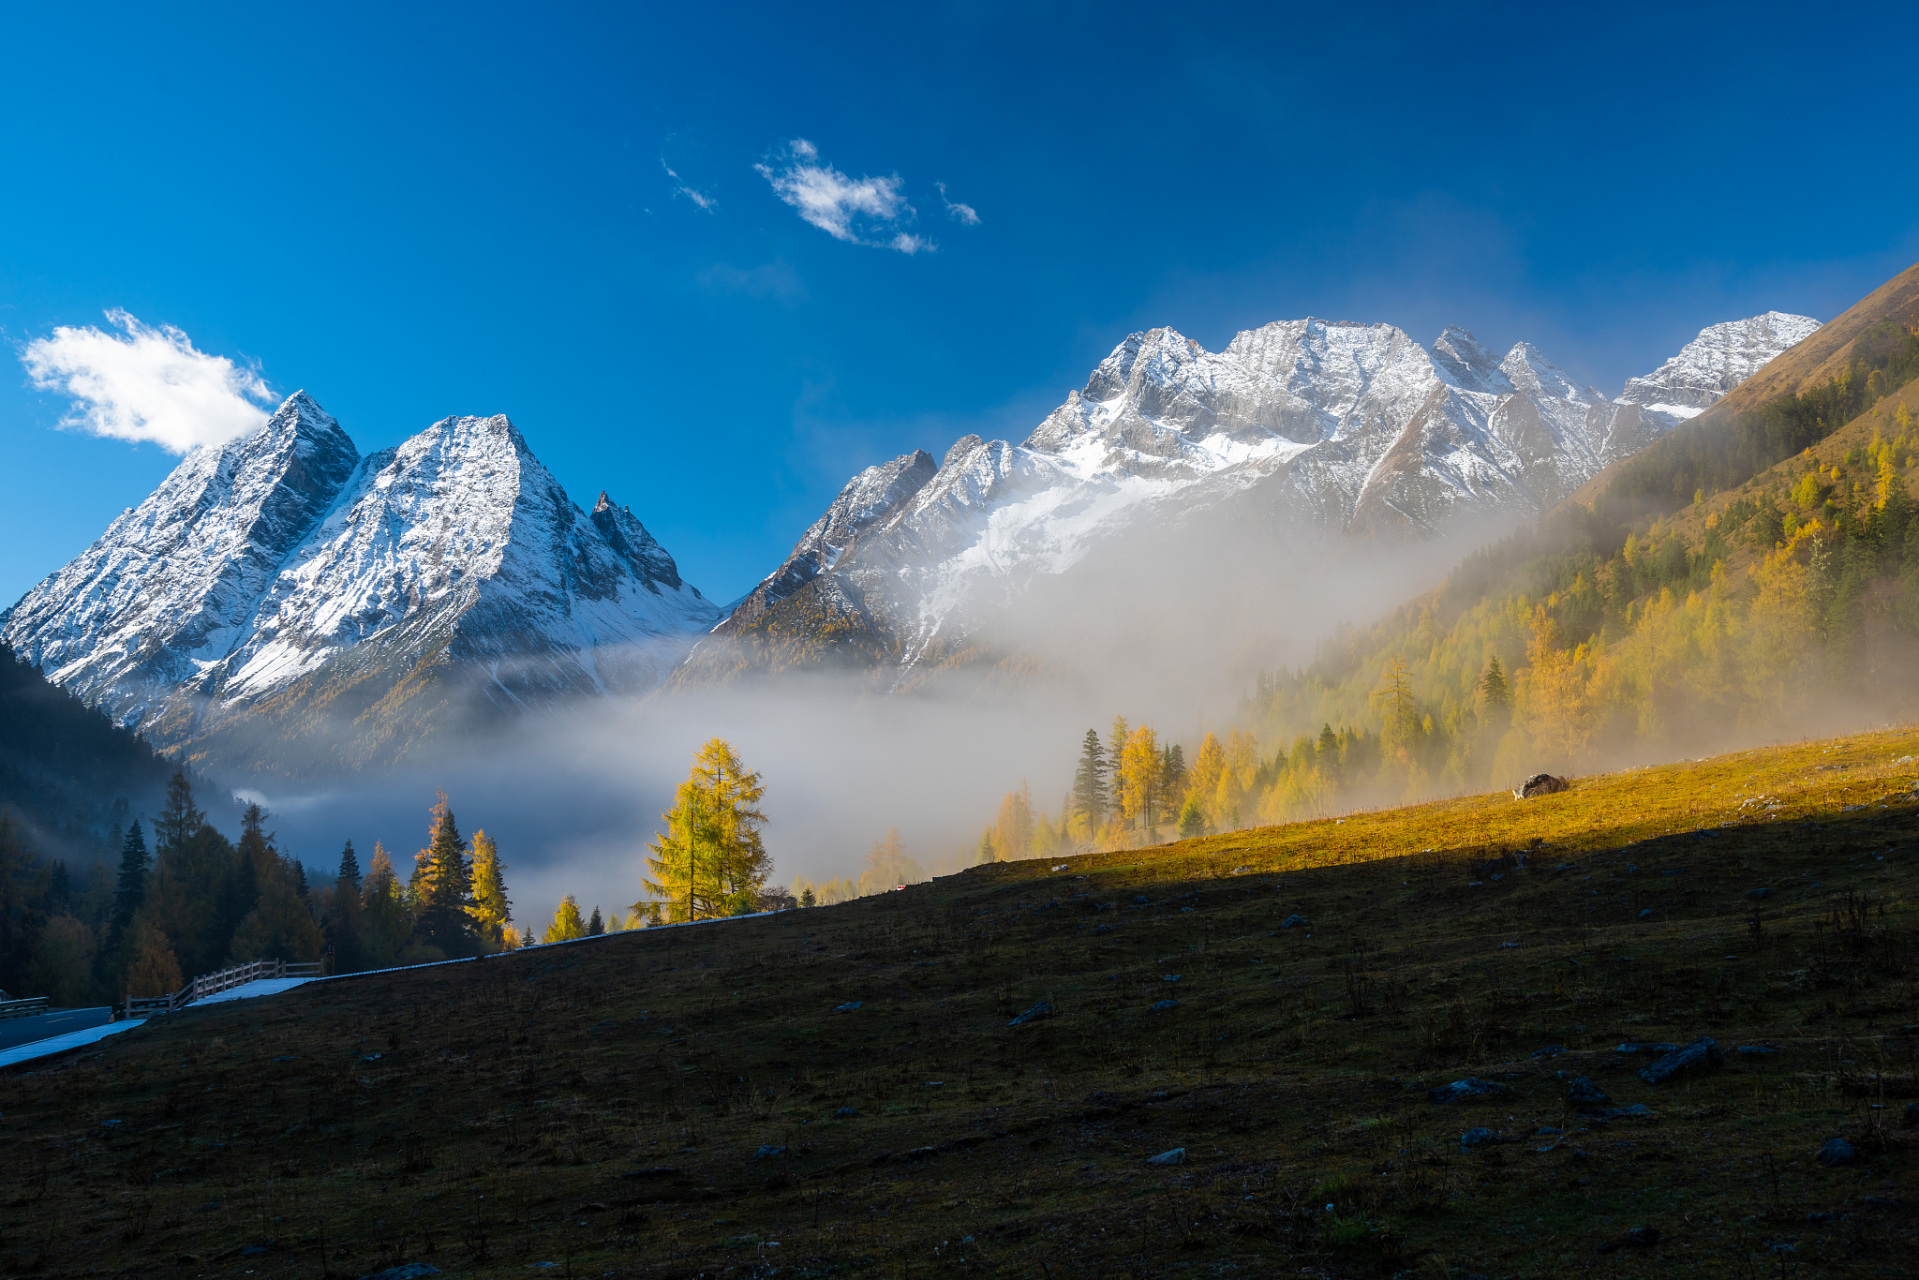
[663,159,716,211]
[938,182,980,226]
[697,259,808,306]
[21,310,275,454]
[756,139,930,254]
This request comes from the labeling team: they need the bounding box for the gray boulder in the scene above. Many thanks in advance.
[1566,1076,1610,1106]
[1817,1137,1857,1167]
[1147,1147,1186,1165]
[1638,1038,1723,1084]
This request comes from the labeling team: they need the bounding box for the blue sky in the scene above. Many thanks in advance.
[3,0,1916,606]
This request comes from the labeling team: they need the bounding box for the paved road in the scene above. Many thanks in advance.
[0,1006,112,1051]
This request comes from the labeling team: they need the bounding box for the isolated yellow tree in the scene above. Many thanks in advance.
[994,783,1034,861]
[468,829,511,949]
[543,895,586,943]
[641,738,769,921]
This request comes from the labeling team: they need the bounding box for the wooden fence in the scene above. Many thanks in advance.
[124,958,323,1019]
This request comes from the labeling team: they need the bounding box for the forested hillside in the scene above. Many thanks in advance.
[0,640,174,863]
[1238,265,1919,817]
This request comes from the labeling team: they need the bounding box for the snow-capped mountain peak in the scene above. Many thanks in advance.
[1618,311,1824,418]
[685,308,1821,685]
[2,398,717,765]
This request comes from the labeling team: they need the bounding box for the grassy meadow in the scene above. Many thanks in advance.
[4,728,1918,1278]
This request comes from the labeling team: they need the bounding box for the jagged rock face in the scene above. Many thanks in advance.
[2,396,716,768]
[716,448,938,634]
[696,312,1819,684]
[0,393,359,726]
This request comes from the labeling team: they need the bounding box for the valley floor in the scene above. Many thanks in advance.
[4,730,1918,1278]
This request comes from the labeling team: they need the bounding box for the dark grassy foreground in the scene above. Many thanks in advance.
[6,732,1919,1279]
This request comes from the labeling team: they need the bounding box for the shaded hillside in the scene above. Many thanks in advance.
[0,641,174,862]
[5,728,1916,1277]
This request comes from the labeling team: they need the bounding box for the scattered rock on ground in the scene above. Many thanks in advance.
[1566,1076,1610,1106]
[1460,1127,1499,1149]
[1279,914,1309,929]
[833,1107,857,1118]
[1152,999,1180,1011]
[1514,773,1570,799]
[832,1002,863,1013]
[1817,1137,1858,1167]
[1427,1077,1513,1104]
[1738,1045,1777,1057]
[1531,1044,1565,1058]
[1147,1147,1186,1165]
[752,1145,786,1161]
[1639,1038,1723,1084]
[1617,1041,1680,1056]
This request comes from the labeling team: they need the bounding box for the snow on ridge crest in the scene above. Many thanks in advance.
[744,308,1821,677]
[1,393,716,736]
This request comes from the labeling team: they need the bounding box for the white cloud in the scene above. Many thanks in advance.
[663,160,716,211]
[21,310,276,454]
[755,139,932,254]
[937,182,980,226]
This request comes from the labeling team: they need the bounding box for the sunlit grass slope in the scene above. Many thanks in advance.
[5,729,1918,1278]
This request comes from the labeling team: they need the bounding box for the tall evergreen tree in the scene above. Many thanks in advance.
[336,840,362,890]
[415,792,477,957]
[153,770,204,852]
[586,905,605,936]
[1070,729,1109,825]
[359,842,411,969]
[324,840,365,974]
[142,772,237,981]
[1478,655,1512,714]
[106,820,149,955]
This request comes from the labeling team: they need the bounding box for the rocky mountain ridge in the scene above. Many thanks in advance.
[1,393,716,767]
[685,311,1819,685]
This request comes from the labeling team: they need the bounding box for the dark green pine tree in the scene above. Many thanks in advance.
[416,794,476,957]
[586,906,605,936]
[228,803,272,938]
[1479,656,1512,718]
[154,770,204,853]
[1159,743,1187,803]
[1070,729,1109,825]
[325,840,365,975]
[336,840,361,891]
[106,820,149,955]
